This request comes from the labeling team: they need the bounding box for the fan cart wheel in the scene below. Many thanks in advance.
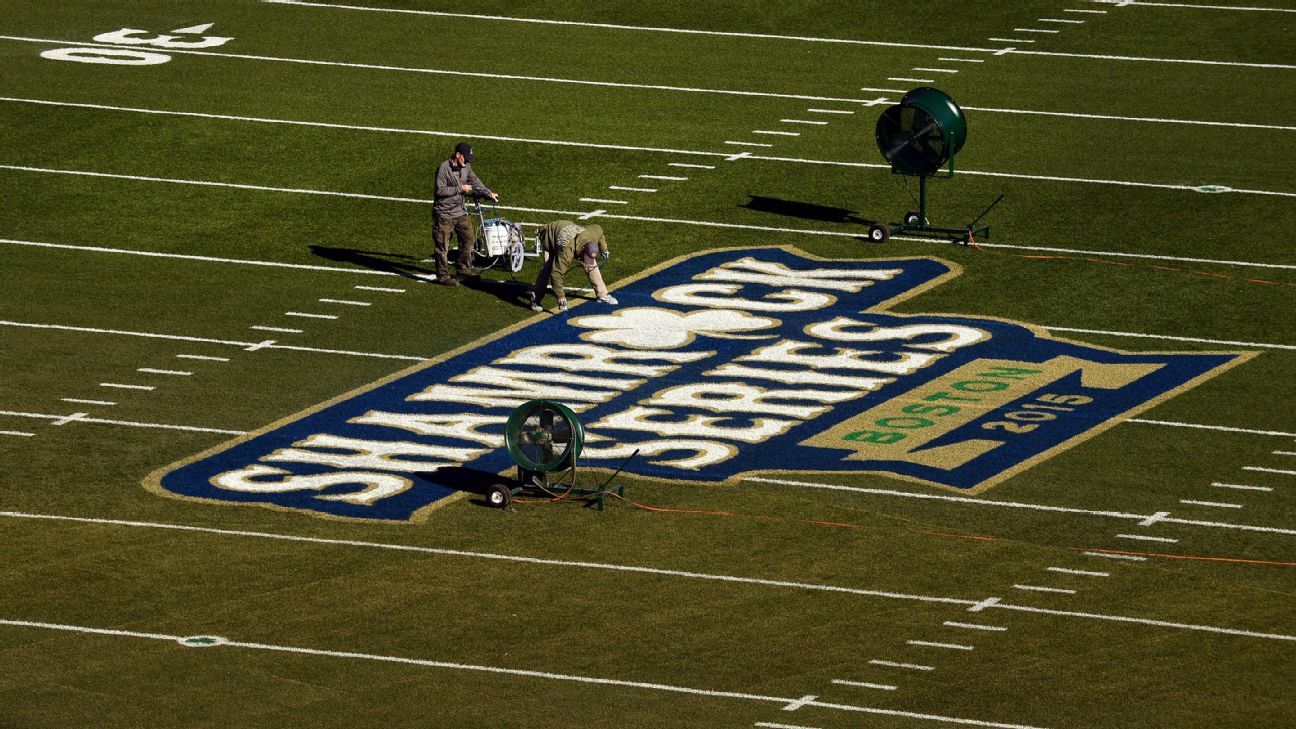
[507,229,526,273]
[487,483,512,508]
[868,223,890,243]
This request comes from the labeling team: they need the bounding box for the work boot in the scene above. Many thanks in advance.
[437,275,459,286]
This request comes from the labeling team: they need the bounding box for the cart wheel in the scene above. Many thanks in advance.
[507,236,525,273]
[867,223,890,244]
[904,210,925,226]
[486,483,512,509]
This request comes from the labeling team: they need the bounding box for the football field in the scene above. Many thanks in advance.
[1,1,1294,727]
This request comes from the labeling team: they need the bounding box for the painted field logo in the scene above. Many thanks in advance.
[148,247,1247,521]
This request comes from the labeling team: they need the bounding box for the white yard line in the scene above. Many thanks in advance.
[1046,567,1108,577]
[1005,47,1294,69]
[989,38,1035,43]
[943,621,1007,632]
[667,162,715,168]
[1115,534,1179,543]
[9,510,1294,644]
[960,105,1296,132]
[1125,420,1296,438]
[0,320,426,361]
[136,368,192,376]
[1090,0,1296,11]
[1013,28,1062,33]
[0,410,243,435]
[869,660,935,671]
[175,354,230,362]
[1085,552,1146,561]
[939,57,985,62]
[1244,466,1296,476]
[1012,585,1077,594]
[831,679,897,690]
[888,77,935,83]
[318,298,371,306]
[1042,326,1296,350]
[260,0,1003,52]
[99,383,154,391]
[1212,482,1272,492]
[779,119,829,125]
[0,430,36,437]
[907,640,974,650]
[744,477,1296,535]
[912,67,959,73]
[608,186,657,192]
[639,174,690,180]
[354,285,405,293]
[285,312,338,319]
[752,130,801,136]
[249,325,303,334]
[1179,499,1243,508]
[579,197,629,204]
[60,398,116,406]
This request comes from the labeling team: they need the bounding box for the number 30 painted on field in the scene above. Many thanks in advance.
[40,23,232,66]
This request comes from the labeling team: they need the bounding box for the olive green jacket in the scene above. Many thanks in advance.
[537,221,608,299]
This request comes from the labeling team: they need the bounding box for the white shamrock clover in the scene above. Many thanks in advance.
[570,307,778,349]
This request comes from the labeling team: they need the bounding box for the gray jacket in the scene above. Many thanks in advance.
[433,157,492,218]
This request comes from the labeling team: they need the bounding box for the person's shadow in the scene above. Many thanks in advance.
[309,245,433,281]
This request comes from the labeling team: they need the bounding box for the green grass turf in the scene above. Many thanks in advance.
[1,1,1294,727]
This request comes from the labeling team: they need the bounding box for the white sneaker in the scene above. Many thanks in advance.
[597,295,619,305]
[530,303,544,313]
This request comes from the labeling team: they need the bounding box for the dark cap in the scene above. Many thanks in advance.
[454,142,474,162]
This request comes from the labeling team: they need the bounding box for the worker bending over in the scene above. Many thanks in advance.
[530,221,618,312]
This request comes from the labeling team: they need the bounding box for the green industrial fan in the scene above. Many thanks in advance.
[868,87,1002,244]
[486,399,631,510]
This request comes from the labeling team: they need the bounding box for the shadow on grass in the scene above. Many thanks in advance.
[416,466,511,508]
[309,245,434,281]
[741,195,874,225]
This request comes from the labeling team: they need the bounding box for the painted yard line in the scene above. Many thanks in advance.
[960,104,1296,132]
[888,77,935,83]
[1012,585,1077,594]
[1039,18,1086,23]
[0,99,733,159]
[136,368,192,376]
[60,398,116,406]
[944,621,1007,632]
[8,510,1288,646]
[860,86,907,93]
[755,723,820,729]
[0,430,36,437]
[0,37,898,107]
[779,119,829,125]
[989,38,1035,43]
[1179,499,1243,508]
[1065,8,1108,13]
[1006,47,1295,70]
[907,640,974,651]
[318,298,371,306]
[1091,0,1296,11]
[1014,27,1062,33]
[640,174,690,180]
[1213,482,1273,492]
[939,57,984,62]
[1275,450,1296,456]
[831,680,898,691]
[249,326,303,334]
[285,312,338,320]
[1115,534,1179,543]
[987,602,1296,642]
[806,108,856,114]
[752,130,800,136]
[869,660,935,671]
[1125,420,1296,438]
[1044,326,1296,349]
[725,140,775,147]
[579,197,629,205]
[1244,466,1296,476]
[1046,567,1109,577]
[0,411,243,435]
[1085,552,1147,561]
[743,154,1296,198]
[0,320,425,361]
[912,67,959,73]
[99,383,154,391]
[354,285,406,292]
[608,186,657,192]
[667,162,715,169]
[175,354,230,362]
[747,477,1296,535]
[260,0,1003,52]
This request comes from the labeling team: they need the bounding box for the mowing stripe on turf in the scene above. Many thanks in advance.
[3,511,1293,643]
